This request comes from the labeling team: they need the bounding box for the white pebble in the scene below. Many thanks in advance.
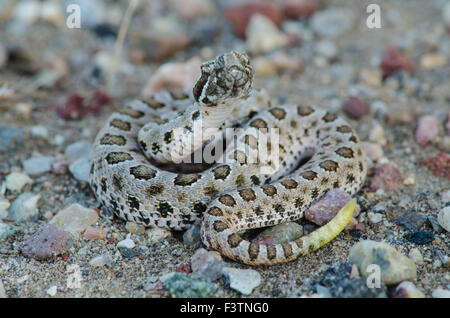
[368,212,383,224]
[146,227,171,243]
[46,285,57,297]
[5,172,33,192]
[432,288,450,298]
[437,207,450,232]
[89,254,112,267]
[408,248,423,264]
[30,125,49,139]
[222,267,261,295]
[117,235,135,249]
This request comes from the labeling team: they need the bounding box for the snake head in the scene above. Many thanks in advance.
[193,51,253,107]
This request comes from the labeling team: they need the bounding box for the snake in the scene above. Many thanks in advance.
[89,51,366,265]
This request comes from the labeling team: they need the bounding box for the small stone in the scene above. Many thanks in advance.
[222,267,261,295]
[117,235,135,249]
[408,248,423,264]
[370,163,403,191]
[0,125,25,153]
[5,172,33,192]
[141,56,201,98]
[342,96,368,119]
[404,231,434,245]
[311,8,356,38]
[30,125,49,139]
[64,141,92,163]
[163,273,217,298]
[146,227,171,243]
[21,224,67,260]
[315,40,338,60]
[51,156,69,174]
[360,69,382,88]
[415,115,440,147]
[46,286,57,297]
[368,212,383,224]
[283,0,318,20]
[223,2,283,39]
[432,288,450,298]
[22,156,54,176]
[191,248,224,281]
[246,14,288,55]
[50,203,98,237]
[8,192,41,222]
[125,222,146,235]
[183,222,202,248]
[421,152,450,179]
[69,157,90,183]
[437,207,450,232]
[393,281,425,298]
[305,189,360,226]
[395,212,427,231]
[348,240,417,285]
[89,254,112,267]
[361,142,383,162]
[0,279,6,298]
[83,226,107,240]
[420,53,447,70]
[252,222,303,245]
[403,176,415,186]
[369,124,387,146]
[379,46,414,78]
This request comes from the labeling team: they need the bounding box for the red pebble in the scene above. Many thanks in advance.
[380,46,414,78]
[343,96,368,119]
[84,89,112,115]
[369,163,403,191]
[415,115,440,147]
[283,0,318,20]
[421,152,450,179]
[223,2,283,39]
[175,263,192,273]
[54,89,111,120]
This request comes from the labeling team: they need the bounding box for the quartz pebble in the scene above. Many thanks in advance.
[415,115,440,147]
[408,248,423,264]
[246,14,288,55]
[222,267,261,295]
[5,172,33,192]
[437,207,450,232]
[89,254,112,267]
[117,235,135,249]
[50,203,98,237]
[46,286,57,297]
[8,192,41,222]
[348,240,417,285]
[146,227,171,243]
[420,53,447,70]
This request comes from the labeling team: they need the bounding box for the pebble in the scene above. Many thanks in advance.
[5,172,33,192]
[191,248,224,281]
[30,125,49,139]
[421,152,450,179]
[360,69,382,88]
[163,273,217,298]
[437,207,450,232]
[420,53,447,70]
[342,96,368,119]
[0,222,19,241]
[21,224,67,260]
[89,254,112,267]
[141,56,201,98]
[117,235,135,249]
[252,222,303,245]
[304,189,359,226]
[403,176,415,186]
[8,192,41,222]
[50,203,98,237]
[408,248,423,264]
[379,46,414,78]
[432,288,450,298]
[396,211,427,231]
[171,0,216,20]
[69,157,90,183]
[82,226,107,240]
[0,279,6,298]
[222,267,261,295]
[361,142,383,162]
[223,2,283,39]
[370,163,403,191]
[183,222,202,248]
[415,115,440,147]
[404,231,434,245]
[46,286,57,297]
[0,125,25,153]
[348,240,417,285]
[146,227,171,243]
[283,0,318,20]
[64,141,92,163]
[369,124,387,146]
[393,281,425,298]
[246,14,288,55]
[368,212,383,224]
[22,156,54,176]
[125,222,146,235]
[0,198,10,219]
[315,40,338,60]
[310,8,356,38]
[51,156,69,174]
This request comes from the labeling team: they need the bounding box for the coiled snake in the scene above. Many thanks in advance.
[89,51,366,265]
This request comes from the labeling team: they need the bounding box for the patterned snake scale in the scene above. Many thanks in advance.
[89,51,366,265]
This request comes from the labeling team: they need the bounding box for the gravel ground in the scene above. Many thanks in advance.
[0,0,449,298]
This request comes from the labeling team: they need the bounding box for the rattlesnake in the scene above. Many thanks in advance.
[89,51,366,265]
